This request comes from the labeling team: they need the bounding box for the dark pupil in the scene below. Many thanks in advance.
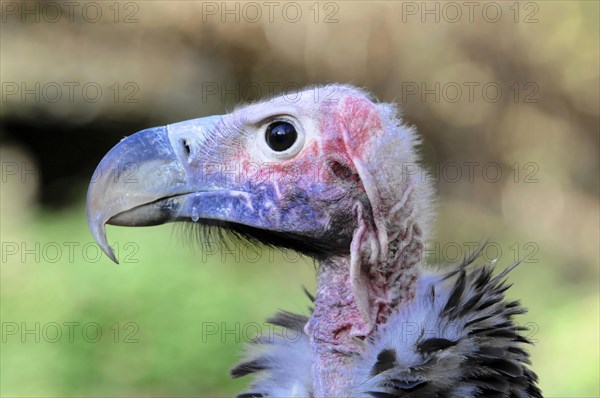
[265,121,297,152]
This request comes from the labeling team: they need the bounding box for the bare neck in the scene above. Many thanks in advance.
[306,195,425,397]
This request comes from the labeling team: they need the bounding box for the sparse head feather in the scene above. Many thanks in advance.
[318,85,434,247]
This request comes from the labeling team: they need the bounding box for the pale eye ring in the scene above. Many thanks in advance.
[265,121,297,152]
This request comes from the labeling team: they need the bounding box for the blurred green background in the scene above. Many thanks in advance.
[1,1,598,396]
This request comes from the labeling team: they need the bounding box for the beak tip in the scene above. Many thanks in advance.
[105,246,119,264]
[88,215,120,264]
[98,231,120,264]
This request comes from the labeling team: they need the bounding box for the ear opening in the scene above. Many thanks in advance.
[328,159,360,182]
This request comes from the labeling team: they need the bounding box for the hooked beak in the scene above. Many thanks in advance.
[86,117,222,263]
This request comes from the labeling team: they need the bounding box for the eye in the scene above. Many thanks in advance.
[265,121,297,152]
[255,117,306,161]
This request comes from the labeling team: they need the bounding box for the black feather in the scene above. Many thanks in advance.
[443,269,466,316]
[266,311,308,332]
[417,338,458,354]
[370,349,397,376]
[230,359,266,378]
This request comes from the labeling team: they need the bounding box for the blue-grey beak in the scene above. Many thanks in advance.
[86,117,222,263]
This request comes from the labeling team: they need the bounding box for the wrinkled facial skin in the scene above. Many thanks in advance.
[180,111,362,258]
[86,87,371,263]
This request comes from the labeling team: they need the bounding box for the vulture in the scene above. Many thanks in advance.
[87,84,542,397]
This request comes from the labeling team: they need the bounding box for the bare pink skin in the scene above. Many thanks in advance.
[307,251,421,395]
[307,261,365,395]
[303,93,425,397]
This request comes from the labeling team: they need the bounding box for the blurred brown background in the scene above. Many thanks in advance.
[1,1,598,396]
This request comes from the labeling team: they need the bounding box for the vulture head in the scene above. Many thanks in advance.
[87,84,540,397]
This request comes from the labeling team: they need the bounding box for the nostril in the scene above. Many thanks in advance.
[181,139,191,157]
